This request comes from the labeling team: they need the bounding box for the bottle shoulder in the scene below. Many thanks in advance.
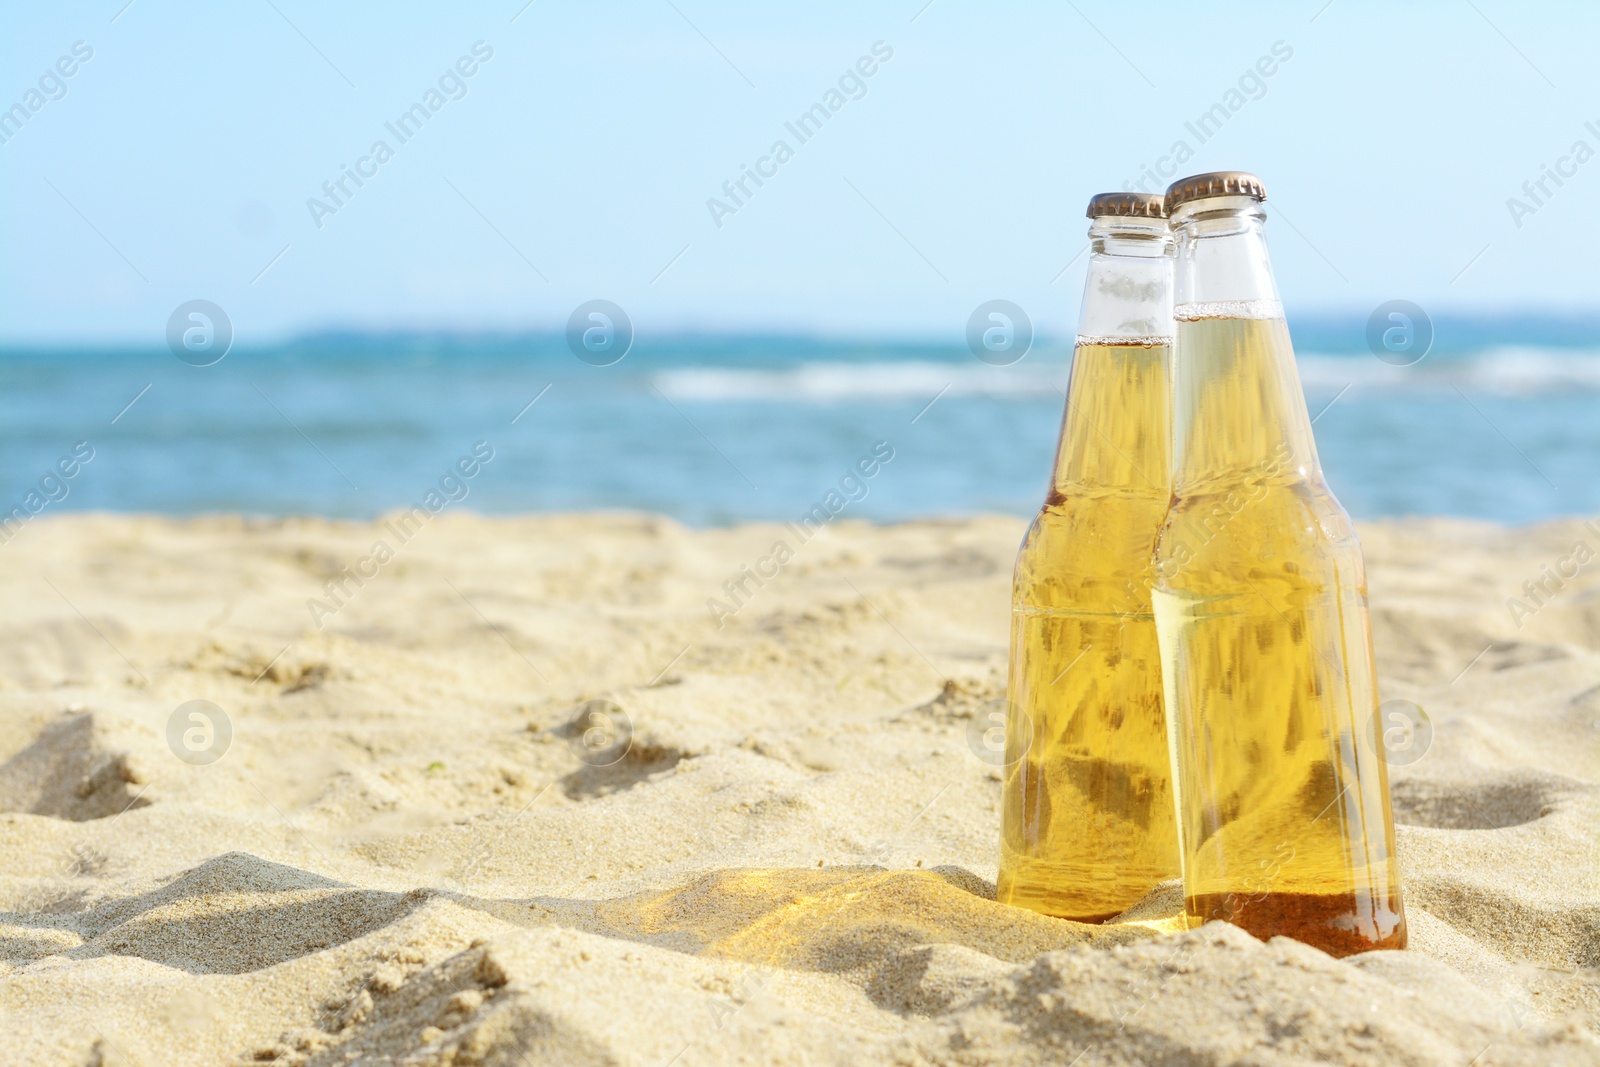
[1020,491,1172,554]
[1153,478,1366,592]
[1013,494,1168,610]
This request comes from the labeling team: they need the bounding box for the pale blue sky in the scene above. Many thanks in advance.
[2,0,1597,345]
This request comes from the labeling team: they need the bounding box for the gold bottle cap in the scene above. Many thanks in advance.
[1163,171,1267,213]
[1084,191,1168,219]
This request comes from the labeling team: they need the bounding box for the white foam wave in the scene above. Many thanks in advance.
[653,350,1600,402]
[653,361,1064,401]
[1297,347,1600,394]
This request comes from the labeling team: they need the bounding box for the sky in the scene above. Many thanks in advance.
[2,0,1598,346]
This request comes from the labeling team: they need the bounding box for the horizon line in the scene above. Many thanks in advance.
[4,305,1600,354]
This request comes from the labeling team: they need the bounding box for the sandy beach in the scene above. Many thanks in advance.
[0,512,1595,1066]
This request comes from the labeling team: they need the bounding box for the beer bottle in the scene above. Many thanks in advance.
[1152,172,1406,955]
[998,192,1180,922]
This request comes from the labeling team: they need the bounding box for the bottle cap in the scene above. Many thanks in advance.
[1085,192,1167,219]
[1163,171,1267,213]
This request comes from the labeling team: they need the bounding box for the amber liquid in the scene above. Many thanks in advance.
[998,339,1181,922]
[1152,314,1406,956]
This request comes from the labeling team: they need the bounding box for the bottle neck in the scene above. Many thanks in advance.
[1169,199,1320,493]
[1171,196,1281,313]
[1050,216,1173,497]
[1078,214,1174,341]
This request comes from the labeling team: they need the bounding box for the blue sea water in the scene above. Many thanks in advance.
[1,316,1596,527]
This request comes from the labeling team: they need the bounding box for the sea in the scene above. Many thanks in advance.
[2,315,1595,528]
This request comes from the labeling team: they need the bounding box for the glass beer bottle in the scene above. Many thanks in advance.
[998,192,1180,922]
[1152,172,1406,955]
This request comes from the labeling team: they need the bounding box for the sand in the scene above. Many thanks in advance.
[0,511,1595,1066]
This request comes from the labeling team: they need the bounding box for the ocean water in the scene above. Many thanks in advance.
[1,317,1595,527]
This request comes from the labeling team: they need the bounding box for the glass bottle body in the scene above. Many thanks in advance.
[1152,199,1406,955]
[998,216,1180,922]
